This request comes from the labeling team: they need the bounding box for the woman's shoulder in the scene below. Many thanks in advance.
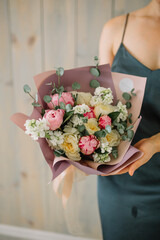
[102,14,127,36]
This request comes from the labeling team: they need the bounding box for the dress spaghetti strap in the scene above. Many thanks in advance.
[121,13,129,43]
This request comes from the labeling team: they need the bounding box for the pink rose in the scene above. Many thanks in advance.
[99,115,112,129]
[83,107,96,119]
[43,109,65,130]
[79,135,100,155]
[47,92,74,109]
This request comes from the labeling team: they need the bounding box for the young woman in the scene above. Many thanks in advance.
[97,0,160,239]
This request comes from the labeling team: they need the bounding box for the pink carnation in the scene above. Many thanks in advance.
[99,115,112,129]
[79,135,100,155]
[47,92,74,109]
[43,109,65,130]
[83,107,96,119]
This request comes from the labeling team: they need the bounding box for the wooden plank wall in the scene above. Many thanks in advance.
[0,0,150,239]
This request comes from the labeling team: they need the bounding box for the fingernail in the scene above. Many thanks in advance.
[130,170,134,176]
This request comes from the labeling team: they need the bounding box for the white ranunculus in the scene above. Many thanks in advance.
[106,129,121,147]
[60,134,81,161]
[84,118,100,135]
[94,104,118,118]
[71,91,92,106]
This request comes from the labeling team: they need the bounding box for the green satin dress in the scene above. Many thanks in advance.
[97,13,160,240]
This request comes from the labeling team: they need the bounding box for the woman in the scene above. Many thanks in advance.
[97,0,160,239]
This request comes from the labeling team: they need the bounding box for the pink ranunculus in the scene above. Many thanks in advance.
[43,109,65,130]
[83,107,96,119]
[47,92,74,109]
[79,135,100,155]
[99,115,112,129]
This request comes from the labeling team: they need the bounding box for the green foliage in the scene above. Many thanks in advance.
[112,146,118,159]
[90,79,100,88]
[32,102,41,107]
[126,101,132,109]
[72,82,81,90]
[122,92,131,101]
[23,84,31,93]
[94,130,106,138]
[108,111,120,121]
[105,125,111,133]
[43,95,52,103]
[90,67,100,77]
[54,149,65,157]
[56,67,64,76]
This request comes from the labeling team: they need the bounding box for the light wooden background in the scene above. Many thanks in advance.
[0,0,150,239]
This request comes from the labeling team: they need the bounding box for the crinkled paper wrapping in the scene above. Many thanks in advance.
[10,64,147,206]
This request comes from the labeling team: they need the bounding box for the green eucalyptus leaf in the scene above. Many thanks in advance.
[66,104,72,112]
[122,92,131,101]
[32,102,41,107]
[90,67,100,77]
[90,79,100,88]
[54,149,65,157]
[58,86,64,93]
[23,84,31,93]
[122,135,128,141]
[43,95,52,103]
[78,125,85,132]
[72,82,81,90]
[105,125,111,133]
[60,102,66,110]
[126,125,134,131]
[126,101,132,109]
[127,129,134,139]
[112,146,118,159]
[56,67,64,76]
[94,56,98,61]
[129,118,133,124]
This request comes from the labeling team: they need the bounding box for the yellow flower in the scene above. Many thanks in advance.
[106,130,121,147]
[94,103,118,118]
[60,134,81,161]
[71,91,92,106]
[84,118,100,135]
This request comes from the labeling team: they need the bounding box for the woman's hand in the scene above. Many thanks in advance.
[101,133,160,177]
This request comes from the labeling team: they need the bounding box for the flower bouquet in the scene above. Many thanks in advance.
[10,58,146,187]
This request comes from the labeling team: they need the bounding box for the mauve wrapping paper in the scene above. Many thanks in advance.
[10,64,147,180]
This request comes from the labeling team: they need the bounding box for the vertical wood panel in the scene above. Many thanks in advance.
[43,0,76,70]
[9,0,46,229]
[77,0,112,66]
[0,0,18,225]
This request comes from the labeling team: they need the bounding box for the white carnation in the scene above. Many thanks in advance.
[24,118,50,140]
[116,101,128,122]
[47,130,64,149]
[100,138,112,154]
[70,115,84,127]
[90,87,113,106]
[93,152,111,163]
[73,104,90,114]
